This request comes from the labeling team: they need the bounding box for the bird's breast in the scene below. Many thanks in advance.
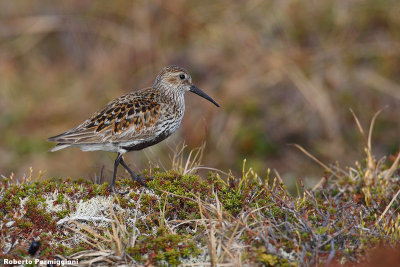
[158,104,184,136]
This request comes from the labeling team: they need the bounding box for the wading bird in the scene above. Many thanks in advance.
[48,65,219,193]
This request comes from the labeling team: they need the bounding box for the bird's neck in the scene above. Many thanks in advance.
[168,89,185,111]
[165,88,185,118]
[156,83,185,107]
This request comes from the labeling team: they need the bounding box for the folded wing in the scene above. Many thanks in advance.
[48,90,162,147]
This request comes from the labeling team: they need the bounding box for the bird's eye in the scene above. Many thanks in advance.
[179,74,185,80]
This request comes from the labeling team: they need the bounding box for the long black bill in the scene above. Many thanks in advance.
[190,85,220,107]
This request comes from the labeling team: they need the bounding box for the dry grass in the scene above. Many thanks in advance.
[62,197,136,265]
[1,0,400,181]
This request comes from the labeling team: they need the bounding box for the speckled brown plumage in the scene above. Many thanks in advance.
[49,89,166,147]
[48,65,220,193]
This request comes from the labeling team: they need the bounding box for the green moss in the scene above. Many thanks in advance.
[220,190,244,214]
[56,209,71,219]
[92,182,109,196]
[56,193,65,204]
[17,219,34,229]
[127,227,199,266]
[253,246,293,266]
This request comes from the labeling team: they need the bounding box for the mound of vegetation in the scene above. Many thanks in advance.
[1,145,400,266]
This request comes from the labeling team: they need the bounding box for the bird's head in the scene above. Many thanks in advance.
[153,65,220,107]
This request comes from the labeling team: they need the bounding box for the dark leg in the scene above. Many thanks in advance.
[119,156,148,187]
[110,153,123,193]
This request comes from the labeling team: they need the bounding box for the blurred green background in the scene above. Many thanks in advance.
[1,0,400,184]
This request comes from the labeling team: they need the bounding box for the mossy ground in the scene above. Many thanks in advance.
[1,150,400,266]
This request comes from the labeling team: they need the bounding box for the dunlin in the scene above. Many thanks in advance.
[48,65,219,193]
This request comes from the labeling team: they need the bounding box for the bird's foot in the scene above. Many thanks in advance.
[108,175,151,194]
[132,175,152,188]
[109,185,130,195]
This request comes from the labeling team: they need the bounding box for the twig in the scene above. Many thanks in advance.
[378,188,400,223]
[290,144,340,179]
[57,216,114,225]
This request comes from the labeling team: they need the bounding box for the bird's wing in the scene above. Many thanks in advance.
[48,89,162,144]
